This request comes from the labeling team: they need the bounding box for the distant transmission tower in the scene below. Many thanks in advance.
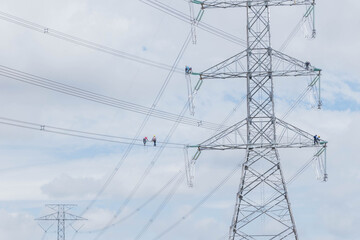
[36,204,86,240]
[185,0,328,239]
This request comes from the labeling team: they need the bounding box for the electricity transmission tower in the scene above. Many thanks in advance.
[36,204,86,240]
[185,0,328,239]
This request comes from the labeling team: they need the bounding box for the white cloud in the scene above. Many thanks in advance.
[0,209,43,240]
[41,174,103,198]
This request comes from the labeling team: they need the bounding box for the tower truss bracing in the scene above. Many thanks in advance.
[187,0,327,239]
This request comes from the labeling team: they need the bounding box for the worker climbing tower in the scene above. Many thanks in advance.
[186,0,327,239]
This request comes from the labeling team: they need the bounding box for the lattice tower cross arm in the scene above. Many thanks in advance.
[193,0,315,9]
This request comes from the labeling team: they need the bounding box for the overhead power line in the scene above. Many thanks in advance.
[74,171,183,235]
[0,10,183,74]
[134,172,185,240]
[74,32,191,239]
[139,0,246,46]
[93,101,190,240]
[0,64,226,131]
[0,116,185,148]
[74,31,193,240]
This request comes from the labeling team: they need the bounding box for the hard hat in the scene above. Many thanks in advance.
[318,136,320,138]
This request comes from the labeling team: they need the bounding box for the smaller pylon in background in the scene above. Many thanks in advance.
[36,204,87,240]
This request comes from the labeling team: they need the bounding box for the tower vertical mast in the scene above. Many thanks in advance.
[58,204,66,240]
[246,2,274,145]
[229,3,298,239]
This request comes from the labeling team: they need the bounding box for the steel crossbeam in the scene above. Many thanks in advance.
[189,117,326,150]
[193,0,314,9]
[199,49,320,79]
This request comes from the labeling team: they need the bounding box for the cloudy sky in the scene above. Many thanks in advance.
[0,0,359,240]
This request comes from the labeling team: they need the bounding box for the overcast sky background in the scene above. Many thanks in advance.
[0,0,359,240]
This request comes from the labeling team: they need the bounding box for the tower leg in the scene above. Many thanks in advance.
[230,149,298,239]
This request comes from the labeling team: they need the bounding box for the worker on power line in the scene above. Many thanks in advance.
[185,66,192,74]
[313,135,320,145]
[152,135,157,146]
[143,137,148,146]
[305,61,310,70]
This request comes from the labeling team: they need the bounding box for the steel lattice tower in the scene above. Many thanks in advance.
[36,204,86,240]
[185,0,328,239]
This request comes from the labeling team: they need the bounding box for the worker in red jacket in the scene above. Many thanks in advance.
[143,137,148,146]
